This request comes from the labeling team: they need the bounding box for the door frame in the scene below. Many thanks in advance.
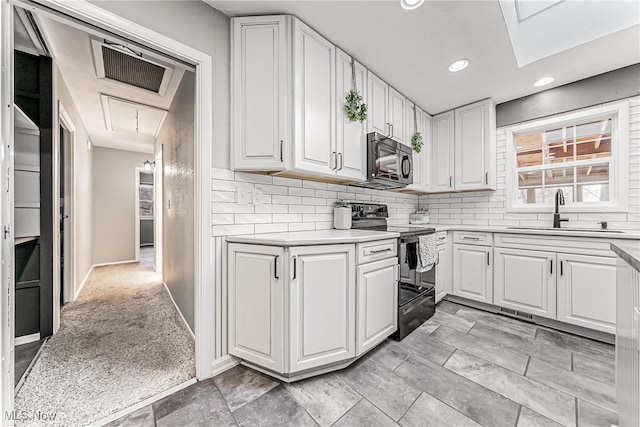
[154,146,163,273]
[56,102,75,312]
[134,167,142,262]
[1,3,215,420]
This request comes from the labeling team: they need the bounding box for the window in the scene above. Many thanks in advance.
[506,101,629,212]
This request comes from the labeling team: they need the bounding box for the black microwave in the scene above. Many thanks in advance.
[351,132,413,190]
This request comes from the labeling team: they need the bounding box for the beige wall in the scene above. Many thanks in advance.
[91,147,149,265]
[156,72,196,330]
[89,0,230,169]
[55,68,93,297]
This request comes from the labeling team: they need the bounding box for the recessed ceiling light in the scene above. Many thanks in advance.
[401,0,424,10]
[533,77,555,87]
[448,59,469,72]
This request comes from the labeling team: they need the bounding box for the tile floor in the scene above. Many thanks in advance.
[108,300,616,427]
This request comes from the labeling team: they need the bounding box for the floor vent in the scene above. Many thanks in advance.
[499,307,534,320]
[91,39,174,95]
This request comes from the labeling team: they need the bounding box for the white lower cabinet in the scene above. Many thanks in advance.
[289,245,356,372]
[452,244,493,304]
[356,257,398,355]
[494,248,557,319]
[557,253,616,334]
[228,244,285,372]
[435,242,451,303]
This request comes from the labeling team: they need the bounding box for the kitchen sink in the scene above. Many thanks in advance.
[506,226,624,233]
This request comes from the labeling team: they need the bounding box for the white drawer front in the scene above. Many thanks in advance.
[436,231,447,247]
[357,239,397,265]
[453,231,493,246]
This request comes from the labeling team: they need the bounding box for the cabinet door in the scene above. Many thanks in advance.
[357,257,398,355]
[336,48,367,181]
[388,87,406,145]
[293,19,336,175]
[557,254,616,334]
[494,248,556,319]
[431,111,455,192]
[454,99,496,191]
[405,102,423,189]
[452,244,493,304]
[232,16,288,170]
[422,113,433,191]
[228,244,285,372]
[289,245,356,372]
[435,243,452,303]
[367,71,388,135]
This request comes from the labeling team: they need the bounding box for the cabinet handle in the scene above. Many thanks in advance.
[280,140,284,162]
[331,151,337,170]
[390,124,394,138]
[550,259,553,274]
[487,252,490,266]
[462,236,480,241]
[338,153,343,171]
[292,256,297,280]
[274,255,279,279]
[386,122,392,138]
[485,172,489,184]
[449,176,453,187]
[369,248,392,254]
[436,252,440,265]
[560,260,564,276]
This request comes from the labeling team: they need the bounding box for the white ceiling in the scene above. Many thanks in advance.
[206,0,640,114]
[37,16,186,154]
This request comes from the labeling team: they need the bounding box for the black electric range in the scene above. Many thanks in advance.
[349,202,436,340]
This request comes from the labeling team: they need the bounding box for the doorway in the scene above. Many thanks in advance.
[0,1,215,422]
[58,105,74,306]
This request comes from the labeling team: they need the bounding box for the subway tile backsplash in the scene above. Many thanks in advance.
[210,171,419,236]
[419,96,640,231]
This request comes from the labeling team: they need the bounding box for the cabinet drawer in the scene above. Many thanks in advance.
[453,231,493,246]
[357,239,397,265]
[436,231,447,247]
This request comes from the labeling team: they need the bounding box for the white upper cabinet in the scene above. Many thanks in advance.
[431,110,455,192]
[293,19,336,176]
[405,102,430,191]
[454,99,496,191]
[336,48,367,181]
[367,71,389,136]
[422,113,433,190]
[232,16,289,171]
[388,87,407,145]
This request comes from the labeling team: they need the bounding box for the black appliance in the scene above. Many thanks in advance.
[350,202,436,341]
[350,133,413,190]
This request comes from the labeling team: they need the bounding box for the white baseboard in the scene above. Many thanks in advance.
[211,355,239,377]
[91,378,196,427]
[74,266,94,300]
[14,333,40,346]
[162,282,195,339]
[92,259,138,268]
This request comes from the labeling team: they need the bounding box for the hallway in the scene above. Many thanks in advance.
[14,260,195,426]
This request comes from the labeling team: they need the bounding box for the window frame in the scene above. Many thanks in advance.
[505,100,629,213]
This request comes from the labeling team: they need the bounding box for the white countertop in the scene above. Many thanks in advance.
[225,229,401,246]
[404,224,640,240]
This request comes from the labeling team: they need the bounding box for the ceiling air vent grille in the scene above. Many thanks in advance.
[92,39,174,95]
[101,45,165,93]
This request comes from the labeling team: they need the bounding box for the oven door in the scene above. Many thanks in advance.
[399,238,436,290]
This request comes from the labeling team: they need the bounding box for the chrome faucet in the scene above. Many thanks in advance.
[553,189,569,228]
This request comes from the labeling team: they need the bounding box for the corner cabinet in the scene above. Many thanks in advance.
[430,99,496,193]
[454,99,496,191]
[231,16,289,171]
[289,245,356,371]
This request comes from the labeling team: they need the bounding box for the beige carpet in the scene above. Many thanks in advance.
[14,262,195,426]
